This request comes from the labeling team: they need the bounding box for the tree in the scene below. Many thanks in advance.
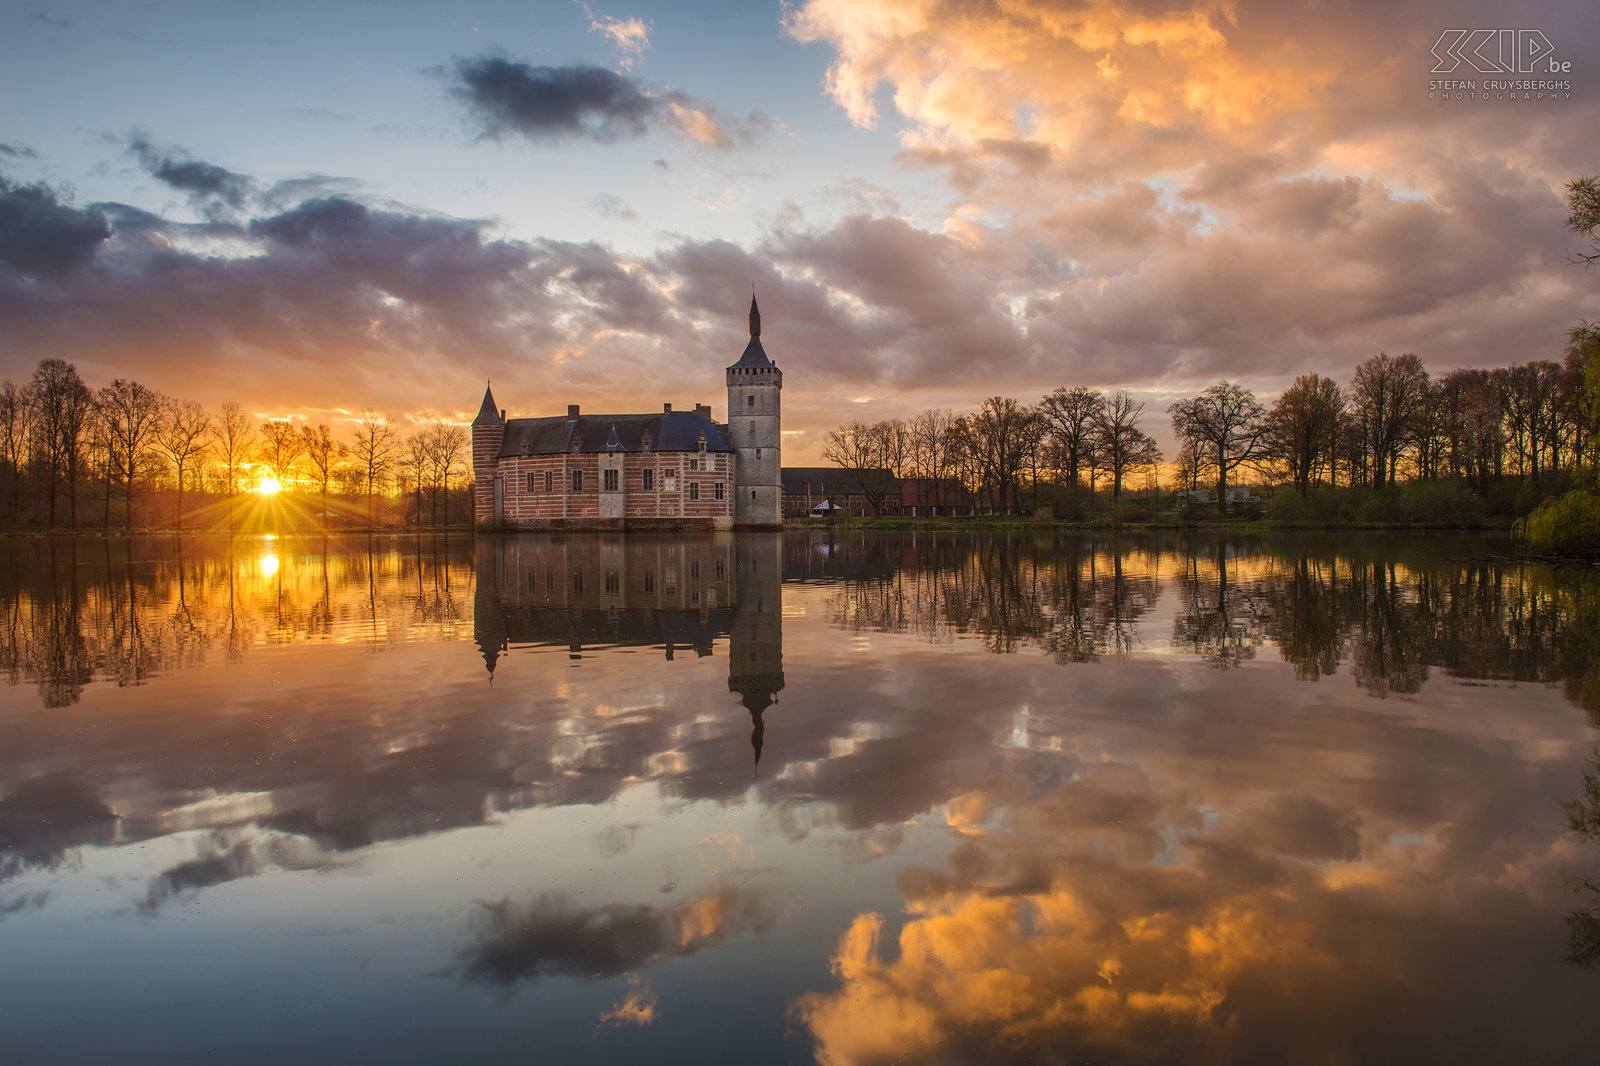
[99,378,166,528]
[1565,321,1600,470]
[1568,175,1600,268]
[1267,374,1345,497]
[1039,386,1105,492]
[1169,382,1268,515]
[257,419,304,485]
[212,401,256,496]
[155,399,211,529]
[300,423,345,520]
[1092,390,1160,499]
[423,423,467,524]
[1350,352,1429,487]
[0,380,29,520]
[351,412,399,525]
[27,359,93,528]
[905,408,963,512]
[966,397,1040,513]
[821,421,899,516]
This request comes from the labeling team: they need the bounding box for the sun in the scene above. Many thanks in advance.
[255,477,283,495]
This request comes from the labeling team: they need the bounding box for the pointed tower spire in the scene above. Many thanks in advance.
[748,293,761,339]
[472,382,503,427]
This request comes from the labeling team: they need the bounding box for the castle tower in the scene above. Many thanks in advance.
[726,296,782,529]
[471,383,504,526]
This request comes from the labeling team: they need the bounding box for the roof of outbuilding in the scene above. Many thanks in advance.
[497,412,732,457]
[780,466,895,495]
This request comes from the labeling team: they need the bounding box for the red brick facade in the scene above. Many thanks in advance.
[490,450,734,529]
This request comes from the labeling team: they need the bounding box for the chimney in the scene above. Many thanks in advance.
[499,409,505,420]
[663,402,672,413]
[568,404,580,418]
[694,403,711,418]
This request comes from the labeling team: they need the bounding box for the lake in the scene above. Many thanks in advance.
[2,530,1598,1064]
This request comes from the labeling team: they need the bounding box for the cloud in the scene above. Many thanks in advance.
[449,55,768,150]
[0,143,39,159]
[128,134,254,215]
[461,886,776,985]
[0,176,111,279]
[581,3,652,69]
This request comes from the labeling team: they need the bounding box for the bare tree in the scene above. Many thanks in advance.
[821,421,899,516]
[1170,382,1269,516]
[0,380,29,520]
[257,420,305,486]
[1267,374,1345,497]
[966,397,1039,513]
[300,423,345,520]
[1092,390,1160,500]
[99,378,166,528]
[155,399,211,529]
[1039,386,1105,493]
[905,408,962,512]
[423,423,467,525]
[212,401,256,496]
[351,412,399,525]
[28,359,94,528]
[1350,352,1429,488]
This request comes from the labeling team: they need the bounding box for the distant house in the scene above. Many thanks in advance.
[897,477,974,517]
[781,467,899,517]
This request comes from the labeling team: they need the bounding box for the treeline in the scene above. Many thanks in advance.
[823,338,1599,519]
[0,358,472,530]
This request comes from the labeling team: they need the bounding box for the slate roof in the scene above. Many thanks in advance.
[780,466,895,496]
[472,385,502,427]
[497,412,733,458]
[727,294,775,370]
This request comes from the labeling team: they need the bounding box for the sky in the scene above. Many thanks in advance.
[1,0,1597,462]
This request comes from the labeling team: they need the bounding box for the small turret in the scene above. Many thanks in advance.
[472,383,506,525]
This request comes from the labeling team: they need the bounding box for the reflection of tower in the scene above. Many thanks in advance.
[472,534,508,678]
[728,533,785,769]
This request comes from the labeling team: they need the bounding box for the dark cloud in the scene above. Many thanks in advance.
[450,55,767,150]
[0,143,39,159]
[461,887,775,985]
[0,176,111,279]
[128,134,253,214]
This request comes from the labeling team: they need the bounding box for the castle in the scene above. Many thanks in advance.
[472,297,782,530]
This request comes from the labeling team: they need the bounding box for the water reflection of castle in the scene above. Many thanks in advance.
[473,534,785,764]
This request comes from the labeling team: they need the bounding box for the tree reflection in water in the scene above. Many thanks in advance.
[2,531,1599,1063]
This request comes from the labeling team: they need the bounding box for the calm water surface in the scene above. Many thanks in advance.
[3,530,1599,1064]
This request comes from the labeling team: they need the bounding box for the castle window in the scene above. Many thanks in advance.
[689,458,700,471]
[572,570,584,593]
[571,469,583,492]
[603,468,619,491]
[545,470,553,493]
[715,559,725,579]
[605,569,620,594]
[525,472,535,494]
[644,569,655,593]
[755,448,761,459]
[747,395,754,406]
[689,483,699,501]
[715,482,724,500]
[690,561,699,578]
[642,469,654,491]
